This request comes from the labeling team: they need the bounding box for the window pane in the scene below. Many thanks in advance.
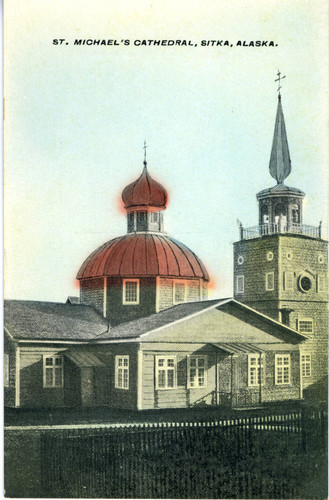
[198,358,205,367]
[123,369,129,388]
[123,358,129,367]
[45,368,53,386]
[55,357,62,366]
[158,359,164,367]
[190,368,197,386]
[167,369,174,388]
[158,370,166,388]
[45,358,53,366]
[118,369,123,387]
[125,281,138,302]
[198,368,205,387]
[167,359,174,367]
[54,368,63,387]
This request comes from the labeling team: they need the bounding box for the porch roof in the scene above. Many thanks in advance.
[65,351,106,367]
[212,343,264,354]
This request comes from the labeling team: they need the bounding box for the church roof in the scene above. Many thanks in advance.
[122,164,168,209]
[257,183,305,198]
[77,233,209,281]
[4,300,108,341]
[269,94,291,184]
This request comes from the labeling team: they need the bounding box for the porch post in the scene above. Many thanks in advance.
[259,352,262,404]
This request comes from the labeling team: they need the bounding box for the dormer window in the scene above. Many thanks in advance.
[123,279,140,305]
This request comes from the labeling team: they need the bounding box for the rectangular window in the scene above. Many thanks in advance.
[248,354,264,387]
[173,281,186,304]
[123,279,140,305]
[127,212,135,232]
[136,211,147,231]
[283,271,294,291]
[266,272,274,291]
[43,355,64,388]
[301,353,311,377]
[151,212,158,222]
[236,275,244,294]
[298,318,313,334]
[188,356,207,388]
[275,354,291,385]
[115,356,129,389]
[4,353,9,387]
[317,275,326,293]
[156,356,177,389]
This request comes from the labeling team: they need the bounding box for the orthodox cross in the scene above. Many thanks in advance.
[275,70,286,94]
[143,140,148,164]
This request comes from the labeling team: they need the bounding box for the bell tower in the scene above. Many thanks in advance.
[233,77,328,396]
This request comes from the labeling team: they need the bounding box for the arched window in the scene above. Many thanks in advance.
[291,204,300,224]
[261,204,269,224]
[274,203,287,228]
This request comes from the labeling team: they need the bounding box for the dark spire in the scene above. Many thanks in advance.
[269,72,291,184]
[143,140,148,170]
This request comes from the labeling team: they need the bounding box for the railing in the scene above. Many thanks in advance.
[240,222,322,240]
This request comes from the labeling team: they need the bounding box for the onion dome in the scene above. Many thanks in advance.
[77,233,209,281]
[122,164,168,210]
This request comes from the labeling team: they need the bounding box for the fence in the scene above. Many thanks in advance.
[40,408,328,499]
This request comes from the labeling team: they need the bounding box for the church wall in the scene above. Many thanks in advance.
[106,276,157,325]
[80,277,104,315]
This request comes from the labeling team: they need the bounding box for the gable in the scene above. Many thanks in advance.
[140,306,294,344]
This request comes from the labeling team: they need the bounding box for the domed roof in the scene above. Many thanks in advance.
[77,233,209,281]
[122,164,168,209]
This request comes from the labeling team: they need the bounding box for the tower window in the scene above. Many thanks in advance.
[283,271,294,291]
[299,275,312,293]
[236,275,244,294]
[291,204,300,224]
[275,355,291,385]
[136,211,147,231]
[297,318,313,334]
[261,204,269,224]
[123,279,140,305]
[301,354,311,377]
[266,272,274,291]
[317,275,325,292]
[151,212,158,222]
[127,212,135,232]
[173,281,186,304]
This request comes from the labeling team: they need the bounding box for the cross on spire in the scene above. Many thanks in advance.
[275,70,286,96]
[143,140,148,166]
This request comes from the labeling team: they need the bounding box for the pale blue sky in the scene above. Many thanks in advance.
[5,0,328,301]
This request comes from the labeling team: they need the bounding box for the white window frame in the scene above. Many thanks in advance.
[173,281,186,304]
[283,271,294,291]
[4,353,9,387]
[123,279,140,305]
[266,272,274,291]
[275,354,291,385]
[155,356,177,390]
[187,356,207,389]
[248,354,264,387]
[317,275,326,293]
[301,353,311,378]
[115,355,129,390]
[43,355,64,388]
[297,318,313,334]
[236,275,244,294]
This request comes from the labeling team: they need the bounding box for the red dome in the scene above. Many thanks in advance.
[77,233,209,281]
[122,165,168,209]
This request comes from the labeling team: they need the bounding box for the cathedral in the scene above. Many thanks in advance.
[4,90,327,410]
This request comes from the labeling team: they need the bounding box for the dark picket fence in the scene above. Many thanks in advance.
[41,408,328,499]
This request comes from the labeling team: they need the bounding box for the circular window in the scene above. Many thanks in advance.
[267,251,274,261]
[299,275,312,293]
[237,255,244,265]
[286,252,293,261]
[318,254,324,264]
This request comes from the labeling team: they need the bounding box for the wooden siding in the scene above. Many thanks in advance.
[80,277,104,315]
[4,332,16,407]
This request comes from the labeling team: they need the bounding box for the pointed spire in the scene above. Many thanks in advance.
[269,88,291,184]
[143,140,148,170]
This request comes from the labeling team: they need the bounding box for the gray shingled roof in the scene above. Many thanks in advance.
[96,299,233,340]
[4,300,108,340]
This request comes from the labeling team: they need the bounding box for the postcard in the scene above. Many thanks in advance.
[4,1,328,498]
